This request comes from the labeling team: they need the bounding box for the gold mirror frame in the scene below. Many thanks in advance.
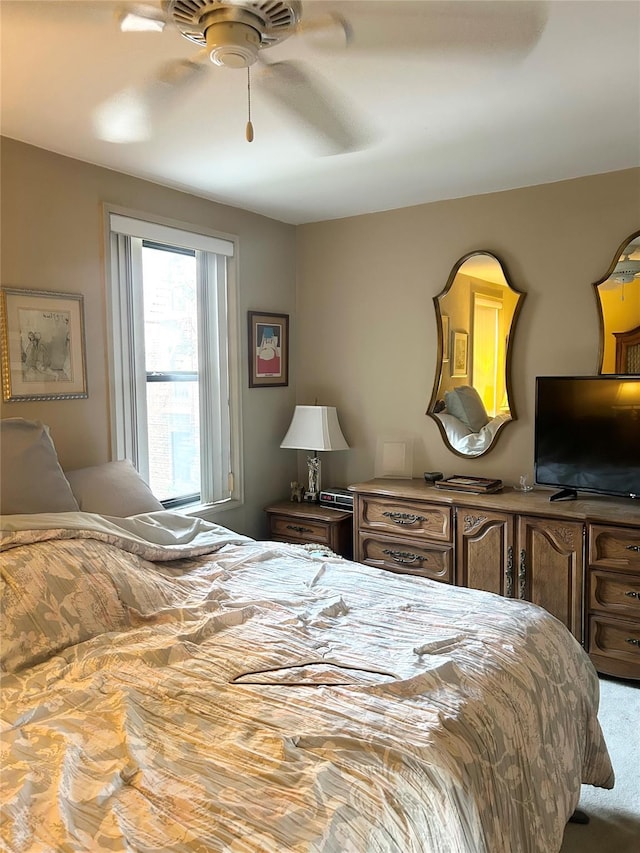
[593,229,640,375]
[427,251,525,457]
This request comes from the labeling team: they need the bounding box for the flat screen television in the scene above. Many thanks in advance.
[534,376,640,500]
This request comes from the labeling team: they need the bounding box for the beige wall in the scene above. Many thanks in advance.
[2,139,639,526]
[0,139,297,537]
[296,168,640,489]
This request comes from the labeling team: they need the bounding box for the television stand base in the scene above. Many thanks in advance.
[549,488,578,502]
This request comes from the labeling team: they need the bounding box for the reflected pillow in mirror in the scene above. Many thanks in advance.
[435,412,474,444]
[66,459,164,517]
[444,386,490,433]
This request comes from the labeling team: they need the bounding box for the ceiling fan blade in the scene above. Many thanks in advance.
[322,0,547,61]
[294,12,351,53]
[256,59,369,154]
[93,57,206,143]
[117,2,167,32]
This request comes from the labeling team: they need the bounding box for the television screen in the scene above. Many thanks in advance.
[535,376,640,499]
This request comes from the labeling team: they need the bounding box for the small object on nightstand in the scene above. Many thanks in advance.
[424,471,444,484]
[290,481,305,502]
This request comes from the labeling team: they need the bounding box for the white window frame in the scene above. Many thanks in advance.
[104,205,243,512]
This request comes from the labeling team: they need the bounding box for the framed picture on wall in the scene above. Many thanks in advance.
[451,330,468,377]
[248,311,289,387]
[1,288,88,401]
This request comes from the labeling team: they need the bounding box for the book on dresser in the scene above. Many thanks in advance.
[434,475,503,494]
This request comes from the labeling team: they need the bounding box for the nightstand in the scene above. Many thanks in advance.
[264,501,353,559]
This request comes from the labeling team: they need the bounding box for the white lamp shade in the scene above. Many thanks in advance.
[280,406,349,451]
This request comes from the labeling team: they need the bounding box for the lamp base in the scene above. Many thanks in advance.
[305,453,321,502]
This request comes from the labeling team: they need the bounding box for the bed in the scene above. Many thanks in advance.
[0,419,615,853]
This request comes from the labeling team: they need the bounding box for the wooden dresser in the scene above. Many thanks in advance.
[349,479,640,680]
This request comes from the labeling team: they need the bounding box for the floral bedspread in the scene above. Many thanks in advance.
[0,512,614,852]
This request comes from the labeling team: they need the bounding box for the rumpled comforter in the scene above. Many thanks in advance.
[0,511,614,853]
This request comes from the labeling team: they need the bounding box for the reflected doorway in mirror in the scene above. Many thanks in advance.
[442,314,450,361]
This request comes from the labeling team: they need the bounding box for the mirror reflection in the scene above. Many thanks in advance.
[594,231,640,374]
[427,251,524,457]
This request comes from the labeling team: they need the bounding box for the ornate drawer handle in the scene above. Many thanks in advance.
[625,591,640,600]
[505,545,514,599]
[626,638,640,648]
[382,511,426,525]
[518,549,526,600]
[286,524,313,534]
[382,548,424,565]
[626,545,640,553]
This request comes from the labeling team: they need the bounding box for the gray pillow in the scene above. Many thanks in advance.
[66,459,164,517]
[0,418,79,514]
[444,386,490,433]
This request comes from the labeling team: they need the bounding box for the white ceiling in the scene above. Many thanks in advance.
[1,0,639,225]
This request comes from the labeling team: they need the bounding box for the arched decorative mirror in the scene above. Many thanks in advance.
[427,251,525,457]
[594,230,640,374]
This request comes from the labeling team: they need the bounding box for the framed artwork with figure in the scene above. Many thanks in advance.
[1,288,88,401]
[452,331,468,378]
[248,311,289,388]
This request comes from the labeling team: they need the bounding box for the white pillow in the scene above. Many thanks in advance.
[435,412,474,444]
[444,386,490,433]
[66,459,164,517]
[0,418,79,514]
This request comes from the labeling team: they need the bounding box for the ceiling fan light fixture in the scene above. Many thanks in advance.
[205,20,261,67]
[611,254,640,284]
[170,0,300,51]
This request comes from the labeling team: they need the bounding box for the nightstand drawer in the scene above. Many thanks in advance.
[264,502,353,558]
[358,532,453,583]
[590,569,640,618]
[358,496,452,543]
[270,515,332,545]
[589,524,640,571]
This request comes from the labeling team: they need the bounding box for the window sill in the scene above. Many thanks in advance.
[175,498,243,522]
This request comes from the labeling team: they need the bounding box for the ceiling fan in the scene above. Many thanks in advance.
[94,0,548,153]
[610,245,640,285]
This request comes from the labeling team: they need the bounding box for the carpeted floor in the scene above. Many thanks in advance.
[561,675,640,853]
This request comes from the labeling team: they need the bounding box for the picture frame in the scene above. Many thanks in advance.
[1,288,88,401]
[451,330,468,377]
[374,434,414,479]
[441,314,450,361]
[248,311,289,388]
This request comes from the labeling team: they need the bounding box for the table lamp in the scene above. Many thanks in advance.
[280,405,349,501]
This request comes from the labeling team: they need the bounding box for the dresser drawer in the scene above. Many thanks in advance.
[588,614,640,669]
[270,515,332,546]
[589,569,640,618]
[358,496,452,543]
[357,533,453,583]
[588,524,640,571]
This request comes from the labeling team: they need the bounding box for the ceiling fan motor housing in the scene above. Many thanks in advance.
[170,0,302,67]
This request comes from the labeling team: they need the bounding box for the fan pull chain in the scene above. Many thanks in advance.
[246,67,254,142]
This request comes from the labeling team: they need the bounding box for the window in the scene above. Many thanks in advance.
[106,210,241,509]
